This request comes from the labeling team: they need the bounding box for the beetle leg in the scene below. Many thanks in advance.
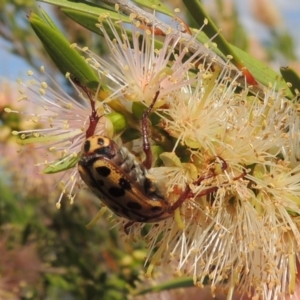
[168,185,191,212]
[170,161,247,212]
[169,156,228,211]
[74,81,101,139]
[124,221,135,235]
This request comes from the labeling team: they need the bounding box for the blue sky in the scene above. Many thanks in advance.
[0,2,51,81]
[1,46,30,81]
[1,0,300,82]
[235,0,300,58]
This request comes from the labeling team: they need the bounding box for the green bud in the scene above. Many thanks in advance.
[105,112,127,135]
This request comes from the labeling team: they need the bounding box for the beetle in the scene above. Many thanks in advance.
[78,135,174,223]
[78,90,230,232]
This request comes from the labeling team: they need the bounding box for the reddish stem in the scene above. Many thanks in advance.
[142,91,160,169]
[74,81,101,138]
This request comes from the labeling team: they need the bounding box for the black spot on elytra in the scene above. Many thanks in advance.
[97,179,104,186]
[97,137,105,146]
[110,205,119,213]
[126,201,142,210]
[84,140,90,153]
[119,178,131,190]
[151,206,162,212]
[108,186,125,197]
[96,166,111,177]
[89,180,99,188]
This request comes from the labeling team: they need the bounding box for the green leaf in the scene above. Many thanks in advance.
[43,155,80,174]
[61,6,129,25]
[40,0,294,99]
[29,11,99,88]
[182,0,236,59]
[121,128,141,142]
[132,0,173,17]
[39,6,62,32]
[45,274,72,290]
[42,0,172,18]
[183,0,293,98]
[183,0,259,83]
[232,45,293,98]
[280,66,300,96]
[61,8,128,37]
[151,144,165,166]
[40,0,129,22]
[15,130,82,145]
[132,102,146,120]
[133,277,195,295]
[61,9,102,35]
[131,101,161,127]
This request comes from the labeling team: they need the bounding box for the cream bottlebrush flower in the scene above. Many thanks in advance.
[72,12,300,299]
[78,13,210,108]
[5,67,106,206]
[130,80,300,300]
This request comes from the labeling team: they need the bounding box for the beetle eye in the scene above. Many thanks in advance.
[84,140,91,153]
[97,137,105,146]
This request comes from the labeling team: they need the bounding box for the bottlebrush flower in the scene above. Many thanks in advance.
[77,13,211,108]
[74,12,300,299]
[9,9,300,300]
[127,81,300,300]
[90,17,300,297]
[5,67,106,206]
[56,12,300,300]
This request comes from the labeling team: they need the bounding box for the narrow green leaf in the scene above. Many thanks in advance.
[133,277,195,295]
[60,9,100,36]
[132,102,146,120]
[42,0,172,18]
[39,0,128,20]
[62,7,166,59]
[29,11,99,88]
[121,128,141,142]
[280,67,300,96]
[43,155,80,174]
[40,0,293,98]
[61,6,130,33]
[15,130,82,145]
[183,0,293,98]
[232,45,293,98]
[182,0,236,59]
[182,0,259,84]
[39,7,62,32]
[61,8,128,36]
[132,0,173,17]
[152,144,164,166]
[45,274,73,290]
